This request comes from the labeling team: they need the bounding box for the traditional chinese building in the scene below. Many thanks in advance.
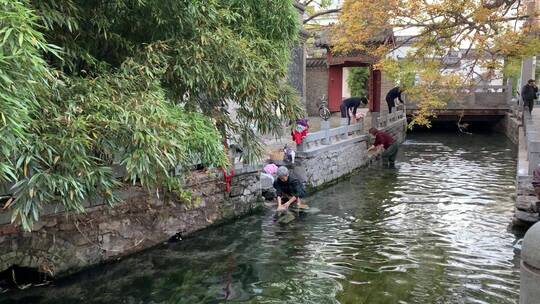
[306,28,395,116]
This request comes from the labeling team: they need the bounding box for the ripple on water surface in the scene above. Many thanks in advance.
[0,133,521,304]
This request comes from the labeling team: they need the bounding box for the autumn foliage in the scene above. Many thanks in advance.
[334,0,540,127]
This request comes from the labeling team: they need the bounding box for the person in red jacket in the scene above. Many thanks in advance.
[367,127,399,168]
[291,119,309,144]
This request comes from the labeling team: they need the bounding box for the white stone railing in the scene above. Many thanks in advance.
[377,110,405,129]
[523,110,540,175]
[297,119,364,153]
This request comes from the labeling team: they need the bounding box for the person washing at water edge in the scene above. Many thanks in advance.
[368,127,399,168]
[340,96,367,125]
[273,166,309,211]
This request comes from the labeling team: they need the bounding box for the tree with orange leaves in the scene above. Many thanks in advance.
[333,0,540,127]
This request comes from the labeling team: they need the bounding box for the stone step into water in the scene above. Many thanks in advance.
[516,195,539,212]
[275,210,296,224]
[515,209,540,224]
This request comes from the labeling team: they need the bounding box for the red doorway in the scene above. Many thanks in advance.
[328,66,343,112]
[326,61,382,113]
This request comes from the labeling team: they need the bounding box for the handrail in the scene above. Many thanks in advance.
[298,110,406,153]
[297,121,364,153]
[378,110,405,129]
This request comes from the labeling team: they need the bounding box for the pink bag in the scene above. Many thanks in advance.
[263,163,278,175]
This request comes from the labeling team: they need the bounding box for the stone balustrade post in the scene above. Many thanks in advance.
[520,222,540,304]
[297,143,306,152]
[340,117,349,139]
[321,120,330,145]
[371,112,379,130]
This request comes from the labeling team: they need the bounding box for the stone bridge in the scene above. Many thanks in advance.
[405,84,513,123]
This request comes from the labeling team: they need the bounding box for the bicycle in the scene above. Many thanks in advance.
[318,95,331,121]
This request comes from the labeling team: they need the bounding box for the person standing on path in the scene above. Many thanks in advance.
[521,79,538,114]
[532,164,540,201]
[385,87,404,114]
[340,96,368,125]
[368,128,399,168]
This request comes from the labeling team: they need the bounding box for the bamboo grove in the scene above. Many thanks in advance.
[335,0,540,127]
[0,0,303,230]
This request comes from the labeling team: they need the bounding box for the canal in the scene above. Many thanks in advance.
[1,133,521,304]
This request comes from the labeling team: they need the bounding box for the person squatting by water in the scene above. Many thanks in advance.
[368,128,399,168]
[521,79,538,114]
[340,96,367,125]
[385,86,404,114]
[273,166,309,211]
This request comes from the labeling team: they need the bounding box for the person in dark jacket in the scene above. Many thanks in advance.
[385,87,404,114]
[521,79,538,113]
[368,127,398,168]
[340,96,368,125]
[532,164,540,201]
[273,166,308,210]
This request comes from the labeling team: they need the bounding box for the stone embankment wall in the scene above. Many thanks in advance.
[294,116,407,190]
[500,111,520,145]
[0,167,261,277]
[294,135,370,189]
[511,108,540,226]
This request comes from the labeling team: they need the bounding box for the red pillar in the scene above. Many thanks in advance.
[369,67,381,112]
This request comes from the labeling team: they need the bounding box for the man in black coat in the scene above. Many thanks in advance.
[521,79,538,113]
[385,86,404,114]
[340,96,368,125]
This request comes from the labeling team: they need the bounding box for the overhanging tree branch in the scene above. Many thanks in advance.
[483,0,519,9]
[302,0,317,6]
[303,8,341,24]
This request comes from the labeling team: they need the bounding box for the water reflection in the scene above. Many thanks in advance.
[0,133,520,304]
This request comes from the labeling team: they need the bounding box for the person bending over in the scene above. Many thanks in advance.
[385,87,404,114]
[273,166,308,210]
[368,127,399,168]
[340,96,368,125]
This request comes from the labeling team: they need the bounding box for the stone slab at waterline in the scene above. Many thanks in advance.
[0,168,261,277]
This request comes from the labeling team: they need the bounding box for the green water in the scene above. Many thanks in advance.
[1,133,521,304]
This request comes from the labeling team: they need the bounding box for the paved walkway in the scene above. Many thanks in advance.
[518,126,529,178]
